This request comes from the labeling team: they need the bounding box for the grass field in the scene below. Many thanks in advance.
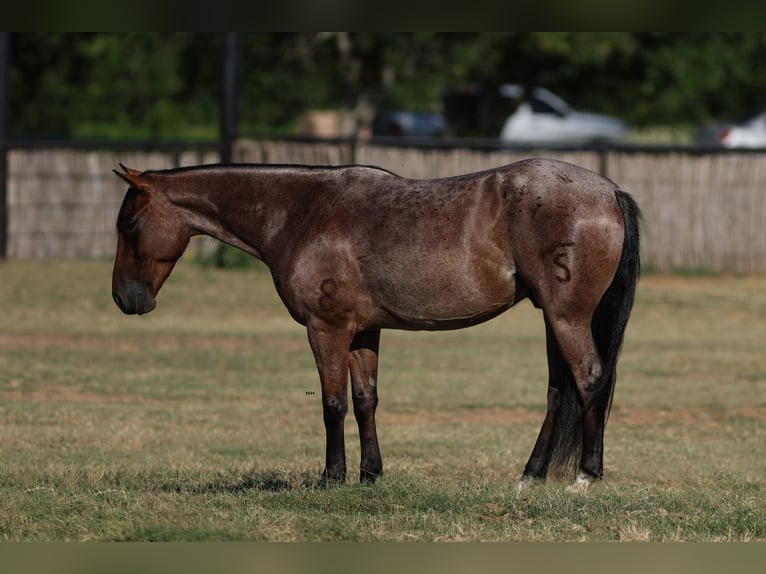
[0,260,764,541]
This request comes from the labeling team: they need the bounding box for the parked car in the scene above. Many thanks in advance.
[498,85,626,144]
[696,111,766,148]
[372,111,447,138]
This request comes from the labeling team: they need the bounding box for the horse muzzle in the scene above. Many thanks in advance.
[112,285,157,315]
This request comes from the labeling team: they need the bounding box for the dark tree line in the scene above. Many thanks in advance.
[8,33,766,139]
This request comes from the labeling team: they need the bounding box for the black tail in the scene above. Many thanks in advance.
[548,189,641,479]
[592,189,641,418]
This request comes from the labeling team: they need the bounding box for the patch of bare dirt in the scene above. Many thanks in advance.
[0,333,307,354]
[611,405,766,425]
[0,381,276,407]
[0,383,159,405]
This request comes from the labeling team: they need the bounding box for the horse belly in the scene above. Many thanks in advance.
[369,247,517,330]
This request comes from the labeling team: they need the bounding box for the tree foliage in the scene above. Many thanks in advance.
[8,33,766,139]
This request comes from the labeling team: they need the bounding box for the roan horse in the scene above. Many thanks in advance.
[112,158,640,492]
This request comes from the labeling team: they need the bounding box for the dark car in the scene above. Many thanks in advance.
[372,111,447,138]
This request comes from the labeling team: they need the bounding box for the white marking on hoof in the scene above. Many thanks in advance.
[516,477,534,493]
[566,473,592,493]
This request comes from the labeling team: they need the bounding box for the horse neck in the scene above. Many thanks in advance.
[163,166,324,264]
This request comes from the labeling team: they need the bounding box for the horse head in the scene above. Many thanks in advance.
[112,164,190,315]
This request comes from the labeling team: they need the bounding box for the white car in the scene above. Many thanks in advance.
[499,85,626,145]
[715,111,766,148]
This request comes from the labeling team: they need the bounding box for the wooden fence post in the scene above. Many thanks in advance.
[215,32,241,266]
[220,32,240,166]
[0,33,9,259]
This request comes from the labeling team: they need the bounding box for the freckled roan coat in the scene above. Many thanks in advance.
[112,158,641,490]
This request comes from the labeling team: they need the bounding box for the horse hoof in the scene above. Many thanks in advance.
[318,470,346,488]
[360,468,383,484]
[566,473,593,493]
[516,477,536,493]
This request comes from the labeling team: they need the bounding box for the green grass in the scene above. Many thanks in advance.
[0,261,764,541]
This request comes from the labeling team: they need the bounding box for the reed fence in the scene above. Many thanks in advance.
[4,140,766,272]
[6,147,218,259]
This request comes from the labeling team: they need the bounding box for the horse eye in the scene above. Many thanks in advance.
[118,216,140,234]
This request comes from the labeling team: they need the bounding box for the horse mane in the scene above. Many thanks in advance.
[143,163,401,178]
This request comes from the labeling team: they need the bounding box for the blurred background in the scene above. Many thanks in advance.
[7,32,766,143]
[1,32,766,269]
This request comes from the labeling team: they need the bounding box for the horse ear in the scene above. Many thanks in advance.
[113,164,151,192]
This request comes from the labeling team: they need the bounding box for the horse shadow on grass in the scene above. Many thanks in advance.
[157,468,321,495]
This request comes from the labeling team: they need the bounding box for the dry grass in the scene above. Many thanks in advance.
[0,261,764,541]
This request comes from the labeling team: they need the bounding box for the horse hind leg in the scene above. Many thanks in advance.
[518,317,574,490]
[545,314,609,492]
[349,330,383,483]
[518,201,628,491]
[536,218,635,491]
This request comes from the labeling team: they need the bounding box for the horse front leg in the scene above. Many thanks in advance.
[307,324,353,485]
[350,330,383,484]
